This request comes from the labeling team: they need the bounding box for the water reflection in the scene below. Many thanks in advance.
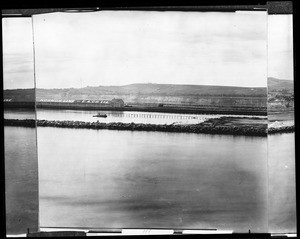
[38,127,268,232]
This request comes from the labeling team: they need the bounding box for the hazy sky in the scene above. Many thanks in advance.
[3,11,271,89]
[268,15,293,81]
[2,18,35,89]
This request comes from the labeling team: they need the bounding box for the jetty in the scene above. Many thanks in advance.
[3,117,271,136]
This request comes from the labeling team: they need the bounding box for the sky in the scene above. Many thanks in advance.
[2,18,35,89]
[268,15,293,81]
[2,11,279,89]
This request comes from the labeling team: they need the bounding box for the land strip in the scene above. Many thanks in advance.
[4,102,267,116]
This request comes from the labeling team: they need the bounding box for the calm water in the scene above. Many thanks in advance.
[35,109,264,125]
[38,127,268,232]
[4,109,36,120]
[268,133,296,233]
[4,127,38,234]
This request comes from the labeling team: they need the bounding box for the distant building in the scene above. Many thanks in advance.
[110,98,125,107]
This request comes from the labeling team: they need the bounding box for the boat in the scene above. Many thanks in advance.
[93,113,108,118]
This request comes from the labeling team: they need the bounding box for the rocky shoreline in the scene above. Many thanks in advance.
[4,118,270,136]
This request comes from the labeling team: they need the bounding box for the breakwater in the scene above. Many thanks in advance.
[5,119,36,127]
[4,118,269,136]
[268,126,295,134]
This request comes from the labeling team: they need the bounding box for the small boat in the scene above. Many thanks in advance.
[93,113,108,118]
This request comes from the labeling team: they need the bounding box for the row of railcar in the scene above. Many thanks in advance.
[73,100,110,104]
[39,99,75,103]
[37,98,125,108]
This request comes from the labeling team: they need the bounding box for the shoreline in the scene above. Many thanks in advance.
[4,118,268,136]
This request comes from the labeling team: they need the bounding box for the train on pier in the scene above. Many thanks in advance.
[38,98,125,108]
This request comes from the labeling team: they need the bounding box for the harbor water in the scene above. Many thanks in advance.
[37,127,268,232]
[4,126,38,234]
[35,108,265,125]
[4,109,296,233]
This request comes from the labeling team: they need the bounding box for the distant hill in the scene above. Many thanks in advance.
[34,83,267,108]
[5,79,293,111]
[3,88,35,102]
[268,77,293,91]
[111,83,267,96]
[4,84,268,106]
[4,83,270,109]
[36,83,267,98]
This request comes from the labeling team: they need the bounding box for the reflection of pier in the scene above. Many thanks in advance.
[108,113,203,120]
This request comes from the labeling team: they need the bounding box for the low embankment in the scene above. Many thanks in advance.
[37,102,267,116]
[267,111,295,134]
[268,121,295,134]
[4,118,268,136]
[4,101,267,116]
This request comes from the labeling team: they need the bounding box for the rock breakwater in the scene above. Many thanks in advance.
[4,118,270,136]
[268,125,295,134]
